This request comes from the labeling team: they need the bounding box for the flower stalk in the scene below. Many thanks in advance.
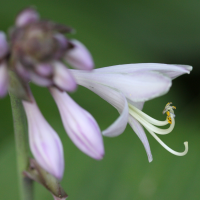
[9,91,33,200]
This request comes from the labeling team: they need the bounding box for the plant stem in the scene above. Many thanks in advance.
[10,92,34,200]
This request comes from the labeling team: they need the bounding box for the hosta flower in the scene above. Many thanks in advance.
[71,63,192,161]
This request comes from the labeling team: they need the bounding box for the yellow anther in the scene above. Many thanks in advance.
[166,111,170,117]
[163,102,176,124]
[167,116,172,124]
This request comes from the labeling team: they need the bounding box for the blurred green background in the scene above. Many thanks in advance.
[0,0,200,199]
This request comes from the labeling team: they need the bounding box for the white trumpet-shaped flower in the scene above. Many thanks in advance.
[71,63,192,162]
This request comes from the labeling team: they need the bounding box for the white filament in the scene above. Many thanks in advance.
[128,103,188,156]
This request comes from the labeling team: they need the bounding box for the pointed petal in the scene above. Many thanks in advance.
[72,70,171,102]
[0,62,8,97]
[0,32,8,59]
[16,8,39,27]
[50,88,104,160]
[23,100,64,180]
[53,62,77,91]
[65,39,94,70]
[94,63,192,80]
[128,116,153,162]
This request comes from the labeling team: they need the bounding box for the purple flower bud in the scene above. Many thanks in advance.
[23,99,64,180]
[30,71,53,87]
[35,63,53,77]
[50,87,104,160]
[65,39,94,71]
[15,8,39,27]
[0,62,8,97]
[53,61,77,91]
[0,32,8,59]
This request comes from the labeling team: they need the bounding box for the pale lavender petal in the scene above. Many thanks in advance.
[16,8,39,27]
[0,32,8,59]
[72,70,171,102]
[23,100,64,180]
[50,88,104,160]
[129,115,153,162]
[35,63,53,77]
[102,92,128,137]
[65,39,94,70]
[30,72,53,87]
[53,61,77,91]
[94,63,192,80]
[77,80,129,137]
[0,62,8,97]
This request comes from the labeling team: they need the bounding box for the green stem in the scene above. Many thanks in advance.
[10,92,34,200]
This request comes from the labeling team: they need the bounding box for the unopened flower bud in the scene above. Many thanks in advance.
[50,87,104,160]
[65,39,94,70]
[0,32,8,59]
[23,99,64,180]
[16,8,39,27]
[0,62,8,97]
[53,61,77,91]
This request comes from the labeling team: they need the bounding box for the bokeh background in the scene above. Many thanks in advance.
[0,0,199,199]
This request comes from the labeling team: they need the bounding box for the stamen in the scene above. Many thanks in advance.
[128,102,188,156]
[129,104,168,126]
[129,109,175,135]
[163,102,176,124]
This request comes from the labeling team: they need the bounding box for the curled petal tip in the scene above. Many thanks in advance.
[65,39,94,70]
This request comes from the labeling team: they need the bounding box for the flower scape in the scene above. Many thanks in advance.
[0,7,192,199]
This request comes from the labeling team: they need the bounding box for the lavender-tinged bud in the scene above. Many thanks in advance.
[53,61,77,91]
[50,87,104,160]
[0,62,8,97]
[30,71,53,87]
[0,32,8,59]
[15,8,39,27]
[23,99,64,180]
[65,39,94,70]
[35,63,53,77]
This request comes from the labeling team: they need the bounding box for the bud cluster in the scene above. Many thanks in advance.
[0,7,94,97]
[0,8,105,197]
